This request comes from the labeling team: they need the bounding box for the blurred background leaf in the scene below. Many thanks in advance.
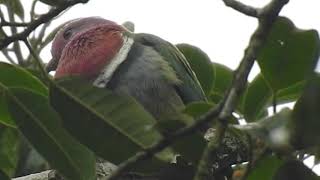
[6,88,96,180]
[0,62,48,128]
[177,43,214,96]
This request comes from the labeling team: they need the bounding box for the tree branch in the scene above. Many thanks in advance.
[106,0,289,179]
[0,21,29,27]
[0,0,89,50]
[13,170,52,180]
[222,0,259,17]
[23,39,50,83]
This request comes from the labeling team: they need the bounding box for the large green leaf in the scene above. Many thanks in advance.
[257,16,319,92]
[0,62,48,127]
[210,63,233,103]
[0,0,24,19]
[184,102,238,124]
[243,73,305,122]
[176,44,214,96]
[183,102,214,119]
[291,74,320,149]
[276,80,305,103]
[0,127,19,177]
[50,78,173,171]
[243,74,272,122]
[210,63,247,115]
[5,88,96,180]
[247,155,285,180]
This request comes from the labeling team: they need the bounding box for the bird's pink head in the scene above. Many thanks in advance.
[49,17,125,78]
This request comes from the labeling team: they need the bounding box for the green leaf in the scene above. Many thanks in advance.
[176,44,214,96]
[184,102,238,124]
[0,62,48,127]
[155,118,207,164]
[155,119,187,135]
[257,16,319,92]
[50,78,173,171]
[0,63,47,95]
[274,160,319,180]
[0,0,24,19]
[247,155,285,180]
[6,88,96,180]
[276,80,305,103]
[291,74,320,149]
[243,74,305,122]
[210,63,233,103]
[183,102,214,119]
[243,74,272,122]
[172,132,206,165]
[0,127,19,177]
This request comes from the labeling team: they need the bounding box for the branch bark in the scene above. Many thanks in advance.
[0,0,89,50]
[107,0,289,179]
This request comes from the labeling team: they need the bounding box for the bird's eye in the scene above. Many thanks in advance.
[63,29,73,39]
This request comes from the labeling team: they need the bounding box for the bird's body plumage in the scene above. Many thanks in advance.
[48,17,207,121]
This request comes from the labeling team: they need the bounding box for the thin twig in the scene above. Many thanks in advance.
[240,134,253,180]
[2,49,16,64]
[30,0,38,21]
[0,0,89,50]
[222,0,259,17]
[106,105,222,180]
[23,39,50,83]
[0,21,29,27]
[7,7,25,65]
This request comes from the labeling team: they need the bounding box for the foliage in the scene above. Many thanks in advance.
[0,1,320,180]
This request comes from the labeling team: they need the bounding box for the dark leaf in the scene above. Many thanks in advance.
[247,155,285,180]
[0,127,19,177]
[291,74,320,149]
[257,17,319,92]
[50,78,173,171]
[210,63,233,103]
[274,160,319,180]
[243,73,305,122]
[184,102,238,124]
[6,88,96,180]
[176,44,214,96]
[183,101,214,119]
[243,74,272,122]
[0,62,48,127]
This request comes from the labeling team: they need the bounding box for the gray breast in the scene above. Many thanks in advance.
[107,42,185,120]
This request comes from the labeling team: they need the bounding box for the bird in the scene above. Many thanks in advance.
[47,16,207,121]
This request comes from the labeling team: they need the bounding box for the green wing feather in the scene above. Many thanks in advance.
[135,33,207,103]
